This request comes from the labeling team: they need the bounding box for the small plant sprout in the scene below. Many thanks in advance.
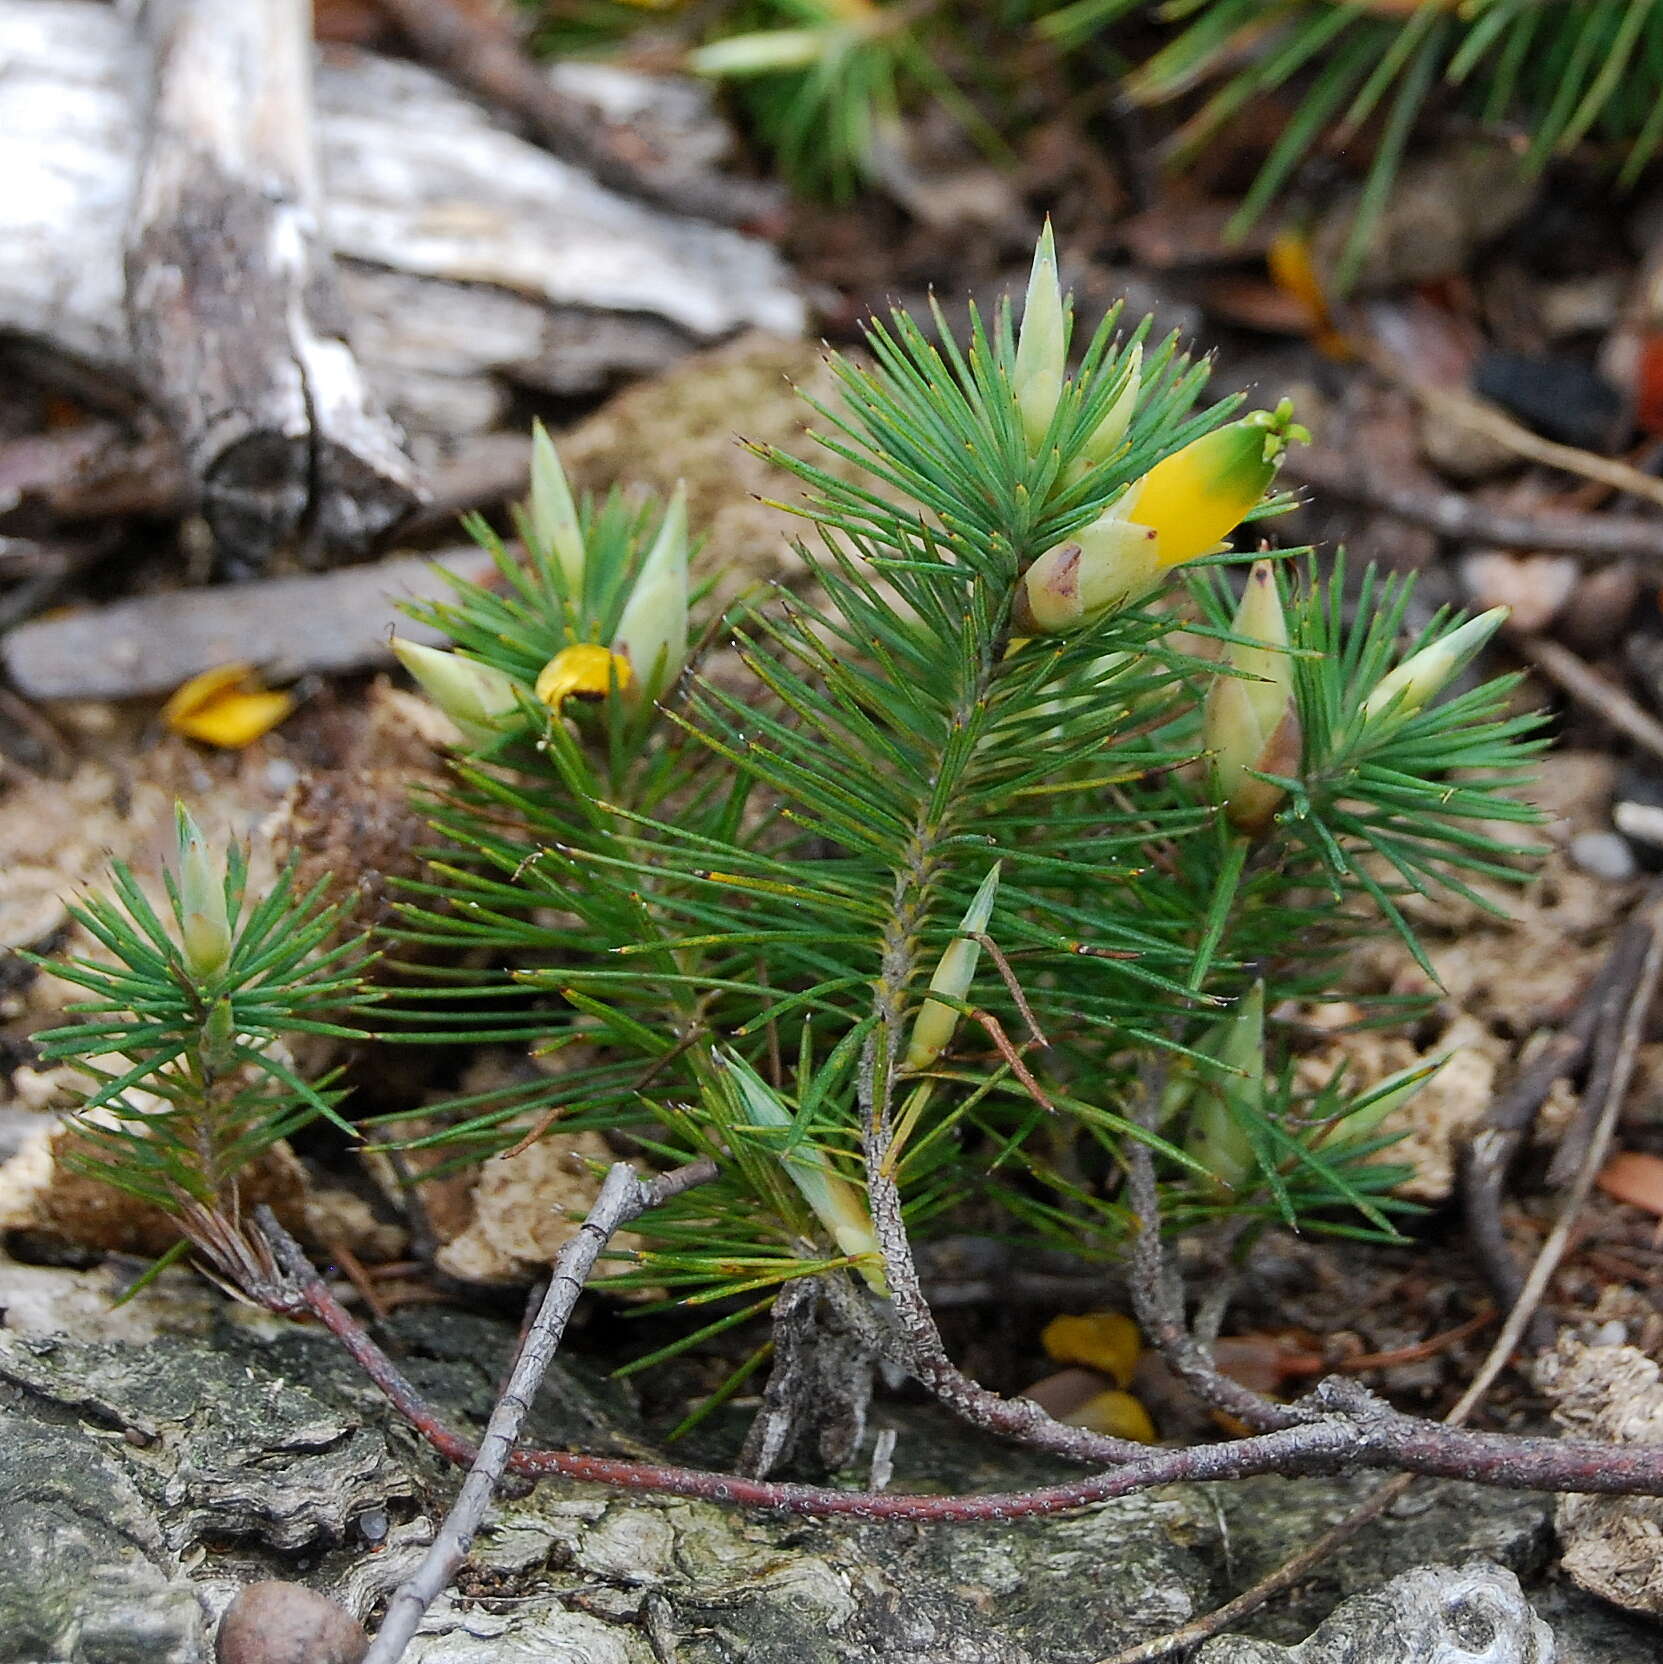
[29,805,374,1285]
[1362,605,1511,722]
[392,433,696,772]
[1205,560,1300,837]
[352,224,1539,1399]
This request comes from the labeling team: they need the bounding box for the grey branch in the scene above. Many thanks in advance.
[361,1157,717,1664]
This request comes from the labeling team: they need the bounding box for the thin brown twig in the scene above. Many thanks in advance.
[261,1216,1663,1519]
[1462,913,1650,1315]
[1514,633,1663,770]
[325,1158,717,1664]
[971,933,1051,1048]
[969,1008,1056,1112]
[1284,448,1663,564]
[1361,343,1663,515]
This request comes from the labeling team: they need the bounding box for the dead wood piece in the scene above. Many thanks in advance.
[368,0,783,232]
[2,5,803,457]
[125,0,422,570]
[0,421,188,531]
[0,547,493,701]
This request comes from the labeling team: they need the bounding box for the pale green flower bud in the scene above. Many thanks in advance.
[1184,981,1265,1192]
[175,803,231,982]
[689,27,831,76]
[905,864,1001,1071]
[1075,342,1142,472]
[391,638,523,749]
[1318,1055,1446,1147]
[719,1050,888,1295]
[1362,607,1509,723]
[611,483,690,703]
[1013,222,1067,454]
[1204,560,1300,836]
[528,420,586,591]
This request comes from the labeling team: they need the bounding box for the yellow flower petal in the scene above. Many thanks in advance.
[534,643,632,708]
[1041,1311,1142,1388]
[162,665,295,749]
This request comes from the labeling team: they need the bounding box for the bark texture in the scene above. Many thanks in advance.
[124,0,422,569]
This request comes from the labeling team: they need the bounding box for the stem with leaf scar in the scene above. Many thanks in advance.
[854,616,1157,1465]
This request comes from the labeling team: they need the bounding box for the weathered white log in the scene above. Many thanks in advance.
[0,2,803,465]
[124,0,423,569]
[2,547,494,701]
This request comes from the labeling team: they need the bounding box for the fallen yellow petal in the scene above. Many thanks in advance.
[534,643,632,708]
[1061,1388,1157,1443]
[162,664,296,749]
[1041,1310,1143,1387]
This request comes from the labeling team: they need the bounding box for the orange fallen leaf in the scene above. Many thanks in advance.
[162,663,296,749]
[1597,1150,1663,1216]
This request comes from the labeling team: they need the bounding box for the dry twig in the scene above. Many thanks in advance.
[340,1158,716,1664]
[1514,633,1663,770]
[1285,448,1663,564]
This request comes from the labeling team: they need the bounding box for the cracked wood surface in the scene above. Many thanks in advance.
[124,0,422,570]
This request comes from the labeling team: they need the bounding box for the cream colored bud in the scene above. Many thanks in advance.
[1013,222,1067,453]
[1318,1055,1446,1148]
[1362,607,1509,722]
[689,27,830,76]
[719,1050,888,1295]
[611,484,690,702]
[1015,510,1160,634]
[905,865,1002,1071]
[391,638,523,749]
[1077,342,1142,470]
[528,420,586,591]
[1205,561,1300,835]
[175,803,232,982]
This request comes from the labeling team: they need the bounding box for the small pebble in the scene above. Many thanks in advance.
[216,1581,368,1664]
[1570,829,1639,882]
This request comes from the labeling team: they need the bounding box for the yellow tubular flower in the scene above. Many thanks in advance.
[1062,1389,1157,1443]
[1042,1311,1142,1388]
[162,663,295,749]
[1128,398,1306,573]
[1017,401,1308,635]
[1205,560,1300,836]
[534,643,632,708]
